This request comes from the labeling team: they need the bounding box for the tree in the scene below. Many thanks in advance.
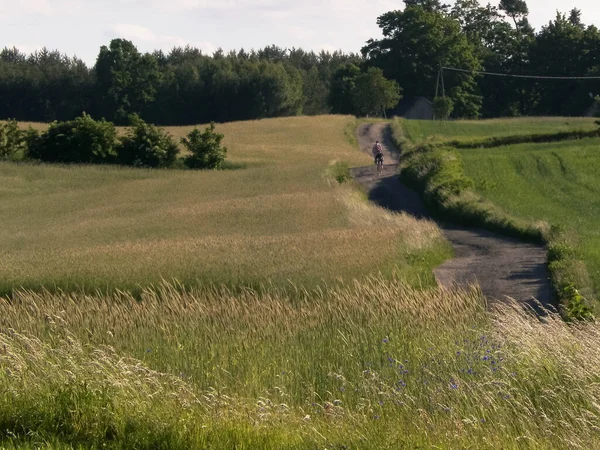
[499,0,529,30]
[352,68,401,117]
[498,0,535,115]
[94,39,161,123]
[528,12,600,115]
[363,4,482,117]
[403,0,450,13]
[329,63,361,114]
[302,66,329,115]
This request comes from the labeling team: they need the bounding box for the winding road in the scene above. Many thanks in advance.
[350,123,554,311]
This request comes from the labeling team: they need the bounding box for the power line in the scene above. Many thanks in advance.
[442,66,600,80]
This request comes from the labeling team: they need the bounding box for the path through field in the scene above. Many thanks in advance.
[350,123,554,311]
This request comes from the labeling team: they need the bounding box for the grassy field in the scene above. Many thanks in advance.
[460,138,600,294]
[5,280,600,448]
[0,116,449,295]
[402,117,598,146]
[6,115,600,448]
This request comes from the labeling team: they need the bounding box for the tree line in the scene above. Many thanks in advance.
[1,0,599,123]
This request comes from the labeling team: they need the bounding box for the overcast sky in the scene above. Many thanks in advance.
[1,0,599,66]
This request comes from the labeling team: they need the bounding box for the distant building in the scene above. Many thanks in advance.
[393,96,434,120]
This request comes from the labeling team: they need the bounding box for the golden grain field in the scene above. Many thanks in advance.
[0,116,449,294]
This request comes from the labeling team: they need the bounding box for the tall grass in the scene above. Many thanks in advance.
[0,116,449,295]
[3,280,600,448]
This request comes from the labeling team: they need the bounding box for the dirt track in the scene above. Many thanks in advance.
[350,123,554,311]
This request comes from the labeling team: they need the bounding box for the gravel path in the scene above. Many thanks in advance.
[350,123,554,311]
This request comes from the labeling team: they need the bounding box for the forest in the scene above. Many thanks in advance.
[1,0,599,124]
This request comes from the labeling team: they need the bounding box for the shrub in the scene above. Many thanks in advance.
[433,97,454,120]
[181,123,227,170]
[118,115,179,168]
[329,161,350,184]
[28,113,118,164]
[0,120,27,160]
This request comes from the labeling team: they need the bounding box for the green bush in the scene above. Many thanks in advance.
[433,97,454,120]
[0,120,27,160]
[562,283,594,321]
[118,115,179,168]
[28,113,118,164]
[181,123,227,170]
[329,161,350,184]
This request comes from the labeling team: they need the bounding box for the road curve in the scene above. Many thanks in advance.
[350,123,554,312]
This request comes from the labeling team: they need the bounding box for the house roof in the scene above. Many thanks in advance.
[394,96,433,115]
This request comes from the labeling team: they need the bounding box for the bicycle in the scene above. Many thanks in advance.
[375,153,384,176]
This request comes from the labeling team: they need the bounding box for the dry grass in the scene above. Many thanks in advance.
[3,280,600,448]
[0,116,449,294]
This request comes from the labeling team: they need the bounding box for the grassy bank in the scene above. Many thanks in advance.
[4,280,600,448]
[461,138,600,309]
[393,118,599,318]
[401,117,598,146]
[0,116,449,295]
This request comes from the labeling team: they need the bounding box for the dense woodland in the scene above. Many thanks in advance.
[1,0,600,124]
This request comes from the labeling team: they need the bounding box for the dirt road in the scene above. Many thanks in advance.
[350,123,554,311]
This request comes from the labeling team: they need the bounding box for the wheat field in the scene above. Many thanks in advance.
[0,116,449,294]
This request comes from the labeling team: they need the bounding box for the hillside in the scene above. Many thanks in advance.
[0,116,449,295]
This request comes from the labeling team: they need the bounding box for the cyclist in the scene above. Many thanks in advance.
[372,140,383,165]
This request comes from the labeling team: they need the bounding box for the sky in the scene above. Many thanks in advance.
[1,0,599,66]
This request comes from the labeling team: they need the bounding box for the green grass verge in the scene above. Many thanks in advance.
[401,117,598,146]
[392,118,598,319]
[449,129,600,149]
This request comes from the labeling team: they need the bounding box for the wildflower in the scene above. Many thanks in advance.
[382,337,389,343]
[449,381,458,390]
[146,348,152,353]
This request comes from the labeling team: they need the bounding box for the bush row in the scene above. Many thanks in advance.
[0,114,227,170]
[391,118,596,320]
